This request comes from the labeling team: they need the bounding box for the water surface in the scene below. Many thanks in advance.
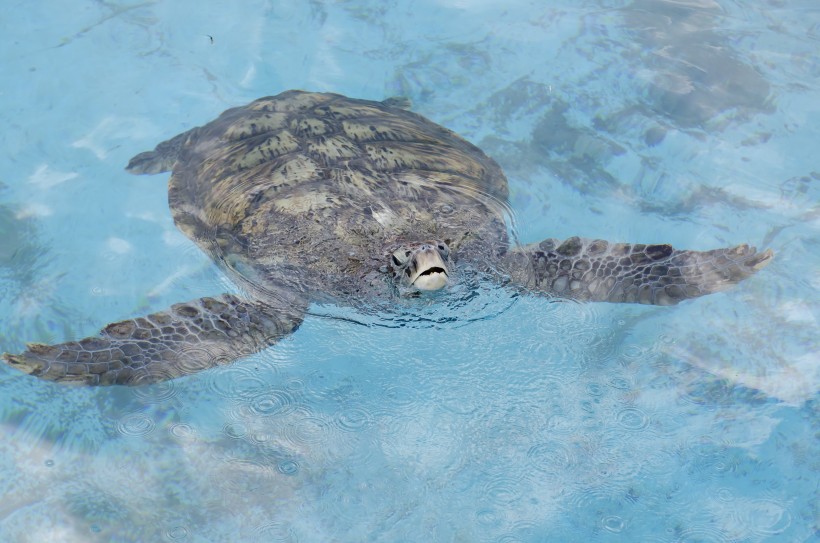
[0,1,818,542]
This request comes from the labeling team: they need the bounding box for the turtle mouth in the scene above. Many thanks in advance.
[408,249,450,291]
[419,266,447,276]
[389,240,451,292]
[412,266,449,290]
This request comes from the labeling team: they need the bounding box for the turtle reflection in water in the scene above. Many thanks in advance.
[2,91,772,385]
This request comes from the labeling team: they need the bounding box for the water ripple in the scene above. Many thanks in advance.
[672,525,731,543]
[252,522,296,543]
[565,433,647,510]
[652,412,689,437]
[483,474,522,505]
[585,382,605,397]
[333,406,373,432]
[730,499,792,537]
[282,413,334,447]
[545,413,574,434]
[276,459,300,476]
[377,413,415,444]
[284,378,306,393]
[379,383,419,408]
[130,369,180,400]
[616,407,650,431]
[496,521,538,543]
[620,343,653,361]
[682,436,736,480]
[247,389,297,417]
[168,423,197,441]
[116,412,156,437]
[222,421,248,440]
[523,299,616,378]
[526,441,575,476]
[602,515,625,533]
[607,376,631,390]
[173,346,223,382]
[165,525,189,541]
[205,362,270,401]
[221,457,279,492]
[476,507,503,527]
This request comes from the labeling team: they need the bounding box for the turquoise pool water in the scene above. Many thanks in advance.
[1,1,818,541]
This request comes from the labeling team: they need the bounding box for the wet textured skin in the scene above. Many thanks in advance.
[2,90,773,385]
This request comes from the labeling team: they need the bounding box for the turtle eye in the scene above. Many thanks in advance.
[392,247,415,266]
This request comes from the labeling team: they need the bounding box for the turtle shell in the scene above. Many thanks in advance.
[131,90,512,299]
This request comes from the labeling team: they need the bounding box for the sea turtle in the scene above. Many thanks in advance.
[2,90,772,385]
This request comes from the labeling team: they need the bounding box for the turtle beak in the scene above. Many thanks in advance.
[409,247,449,291]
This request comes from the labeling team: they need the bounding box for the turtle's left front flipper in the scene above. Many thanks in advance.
[2,294,304,385]
[500,237,773,305]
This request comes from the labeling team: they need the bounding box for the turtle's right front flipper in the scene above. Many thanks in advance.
[2,294,304,386]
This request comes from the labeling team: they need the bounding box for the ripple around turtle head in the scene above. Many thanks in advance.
[310,269,519,330]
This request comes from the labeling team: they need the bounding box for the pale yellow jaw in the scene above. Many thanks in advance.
[413,271,448,290]
[409,250,449,291]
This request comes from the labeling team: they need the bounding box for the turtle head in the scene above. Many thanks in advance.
[389,240,451,291]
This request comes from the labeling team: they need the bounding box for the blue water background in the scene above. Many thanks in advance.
[0,1,818,541]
